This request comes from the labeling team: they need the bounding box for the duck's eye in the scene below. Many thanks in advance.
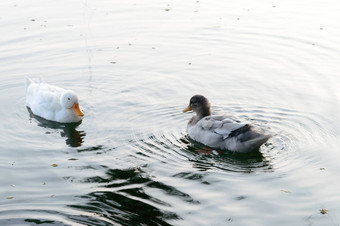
[68,98,71,100]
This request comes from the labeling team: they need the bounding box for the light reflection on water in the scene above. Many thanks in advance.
[1,0,340,225]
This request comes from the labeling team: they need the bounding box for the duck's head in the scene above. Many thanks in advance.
[183,95,211,118]
[61,90,85,117]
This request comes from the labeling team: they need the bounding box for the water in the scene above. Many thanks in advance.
[1,0,340,225]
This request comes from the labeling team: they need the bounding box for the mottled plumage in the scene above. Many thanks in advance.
[183,95,271,153]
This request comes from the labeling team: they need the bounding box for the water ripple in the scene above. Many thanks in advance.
[128,102,335,176]
[72,167,190,225]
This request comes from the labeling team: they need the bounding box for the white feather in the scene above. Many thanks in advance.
[25,77,84,123]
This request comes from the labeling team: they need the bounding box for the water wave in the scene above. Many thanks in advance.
[128,102,335,175]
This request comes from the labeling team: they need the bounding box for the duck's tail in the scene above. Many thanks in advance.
[242,134,271,152]
[25,76,34,90]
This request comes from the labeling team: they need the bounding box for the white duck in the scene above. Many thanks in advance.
[25,77,85,123]
[183,95,271,153]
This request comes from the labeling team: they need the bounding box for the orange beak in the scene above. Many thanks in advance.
[182,105,192,113]
[72,103,85,117]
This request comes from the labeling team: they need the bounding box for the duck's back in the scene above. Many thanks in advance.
[26,80,64,121]
[188,115,270,153]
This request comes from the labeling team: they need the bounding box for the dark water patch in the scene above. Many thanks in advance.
[76,145,114,154]
[71,167,190,225]
[24,219,55,224]
[70,193,178,225]
[27,107,86,148]
[173,172,211,185]
[82,167,199,205]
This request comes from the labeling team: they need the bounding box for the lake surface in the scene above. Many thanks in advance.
[1,0,340,225]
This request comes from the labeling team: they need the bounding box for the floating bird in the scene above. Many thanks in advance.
[25,77,84,123]
[183,95,270,153]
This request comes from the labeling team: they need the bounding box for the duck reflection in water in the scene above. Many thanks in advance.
[27,107,86,147]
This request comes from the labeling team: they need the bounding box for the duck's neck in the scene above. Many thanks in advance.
[188,108,211,127]
[196,107,211,120]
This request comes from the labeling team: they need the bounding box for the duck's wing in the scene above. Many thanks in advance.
[27,82,63,112]
[199,115,248,139]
